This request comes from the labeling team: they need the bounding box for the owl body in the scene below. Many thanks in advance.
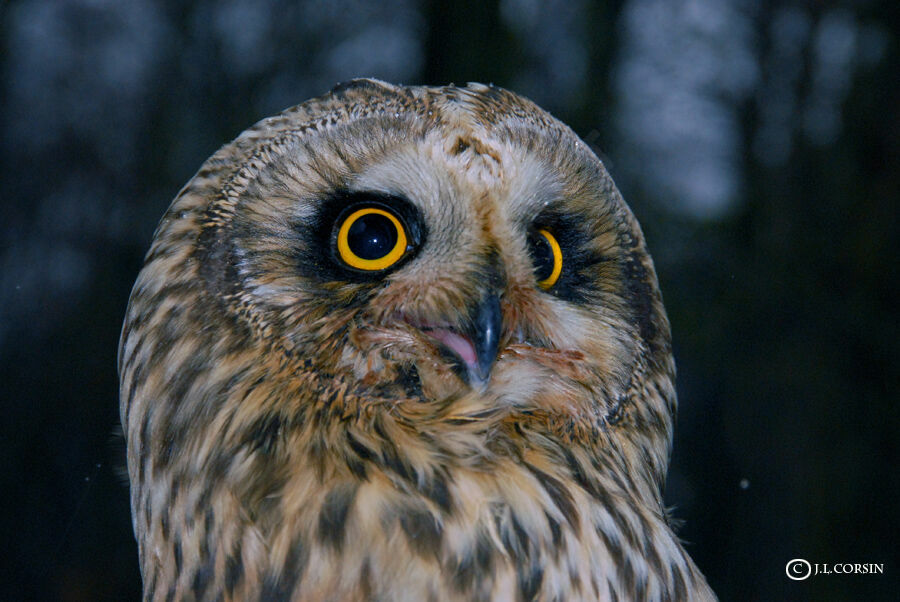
[119,79,715,601]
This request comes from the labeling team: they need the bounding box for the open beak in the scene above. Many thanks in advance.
[419,293,502,388]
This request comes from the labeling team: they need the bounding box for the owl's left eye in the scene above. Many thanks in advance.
[336,206,409,271]
[530,228,563,289]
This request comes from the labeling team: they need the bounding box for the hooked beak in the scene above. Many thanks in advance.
[467,293,502,385]
[418,293,502,388]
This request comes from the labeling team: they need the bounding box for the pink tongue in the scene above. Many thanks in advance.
[428,328,477,367]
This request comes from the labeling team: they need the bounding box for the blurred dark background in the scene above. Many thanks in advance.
[1,1,897,600]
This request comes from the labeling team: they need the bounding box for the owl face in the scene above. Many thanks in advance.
[120,80,702,601]
[193,80,666,432]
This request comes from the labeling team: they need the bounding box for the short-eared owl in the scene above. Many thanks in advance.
[119,79,715,601]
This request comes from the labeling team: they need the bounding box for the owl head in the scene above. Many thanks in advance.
[119,79,693,600]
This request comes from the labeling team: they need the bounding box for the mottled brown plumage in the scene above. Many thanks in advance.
[119,79,715,601]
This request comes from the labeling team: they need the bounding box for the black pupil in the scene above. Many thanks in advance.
[347,212,398,260]
[532,234,554,281]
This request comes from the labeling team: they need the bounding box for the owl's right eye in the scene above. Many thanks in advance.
[336,206,409,271]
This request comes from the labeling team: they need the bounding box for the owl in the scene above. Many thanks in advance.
[119,79,715,601]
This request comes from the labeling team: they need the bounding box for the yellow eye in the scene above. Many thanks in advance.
[336,207,408,271]
[532,228,562,289]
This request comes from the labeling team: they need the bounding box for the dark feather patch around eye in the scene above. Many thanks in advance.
[530,208,612,304]
[291,189,426,285]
